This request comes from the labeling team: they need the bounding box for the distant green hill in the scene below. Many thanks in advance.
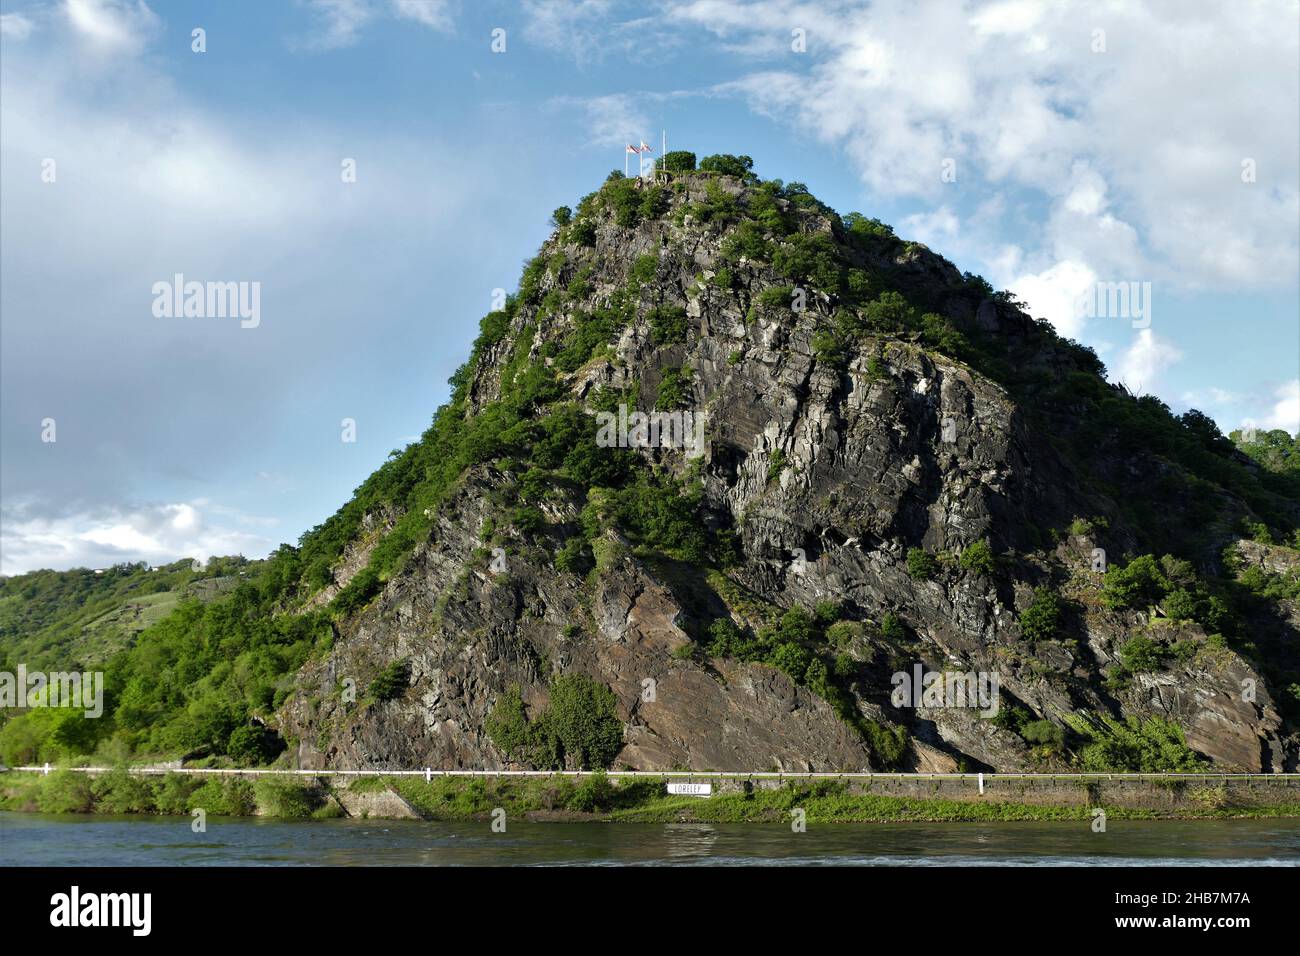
[0,556,257,672]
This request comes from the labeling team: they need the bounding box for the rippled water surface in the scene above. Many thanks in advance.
[3,812,1299,866]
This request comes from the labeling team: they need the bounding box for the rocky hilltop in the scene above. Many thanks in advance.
[5,154,1296,777]
[275,156,1298,774]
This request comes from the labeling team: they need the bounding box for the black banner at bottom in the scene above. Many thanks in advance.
[0,864,1293,941]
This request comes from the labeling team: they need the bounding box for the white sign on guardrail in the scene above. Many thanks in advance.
[667,782,712,797]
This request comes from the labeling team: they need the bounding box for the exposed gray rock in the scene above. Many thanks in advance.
[277,171,1299,775]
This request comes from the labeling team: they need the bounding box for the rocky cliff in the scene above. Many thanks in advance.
[278,160,1300,774]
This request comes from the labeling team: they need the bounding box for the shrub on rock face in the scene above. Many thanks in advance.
[1162,588,1199,622]
[648,305,688,345]
[1072,715,1204,772]
[487,676,624,771]
[906,547,937,579]
[879,613,906,643]
[654,367,691,410]
[1021,719,1065,752]
[368,659,411,702]
[485,685,544,764]
[865,291,917,333]
[771,641,813,682]
[569,218,596,246]
[1118,634,1165,673]
[766,449,787,483]
[1018,587,1061,642]
[721,221,771,262]
[959,539,995,575]
[555,536,593,575]
[1100,554,1169,609]
[771,233,842,293]
[546,674,625,770]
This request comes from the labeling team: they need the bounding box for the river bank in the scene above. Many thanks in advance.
[4,769,1300,823]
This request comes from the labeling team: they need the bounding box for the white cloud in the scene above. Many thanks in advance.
[391,0,454,31]
[64,0,159,57]
[558,92,652,148]
[522,1,680,64]
[297,0,375,50]
[690,0,1299,294]
[0,13,36,40]
[1112,329,1185,395]
[898,206,960,248]
[524,0,612,52]
[0,500,277,575]
[296,0,453,51]
[1256,379,1300,434]
[1176,381,1300,436]
[1009,259,1096,340]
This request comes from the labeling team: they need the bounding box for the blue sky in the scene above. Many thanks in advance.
[1,0,1297,574]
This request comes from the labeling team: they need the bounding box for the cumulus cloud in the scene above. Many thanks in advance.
[898,206,960,249]
[0,500,277,575]
[687,0,1298,301]
[1113,329,1185,395]
[1254,379,1300,434]
[1009,259,1097,341]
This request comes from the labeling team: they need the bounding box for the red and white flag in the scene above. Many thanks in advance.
[639,141,653,153]
[626,144,639,154]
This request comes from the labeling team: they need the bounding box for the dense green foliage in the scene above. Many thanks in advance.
[1232,427,1300,474]
[648,304,688,345]
[659,150,696,173]
[698,153,756,179]
[485,674,624,770]
[1101,554,1233,634]
[1068,714,1205,772]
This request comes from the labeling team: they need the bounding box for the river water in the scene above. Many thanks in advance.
[2,813,1299,866]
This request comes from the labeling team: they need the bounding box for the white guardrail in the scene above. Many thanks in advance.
[10,766,1300,781]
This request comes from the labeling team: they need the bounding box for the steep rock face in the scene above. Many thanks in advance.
[283,471,872,772]
[279,170,1298,773]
